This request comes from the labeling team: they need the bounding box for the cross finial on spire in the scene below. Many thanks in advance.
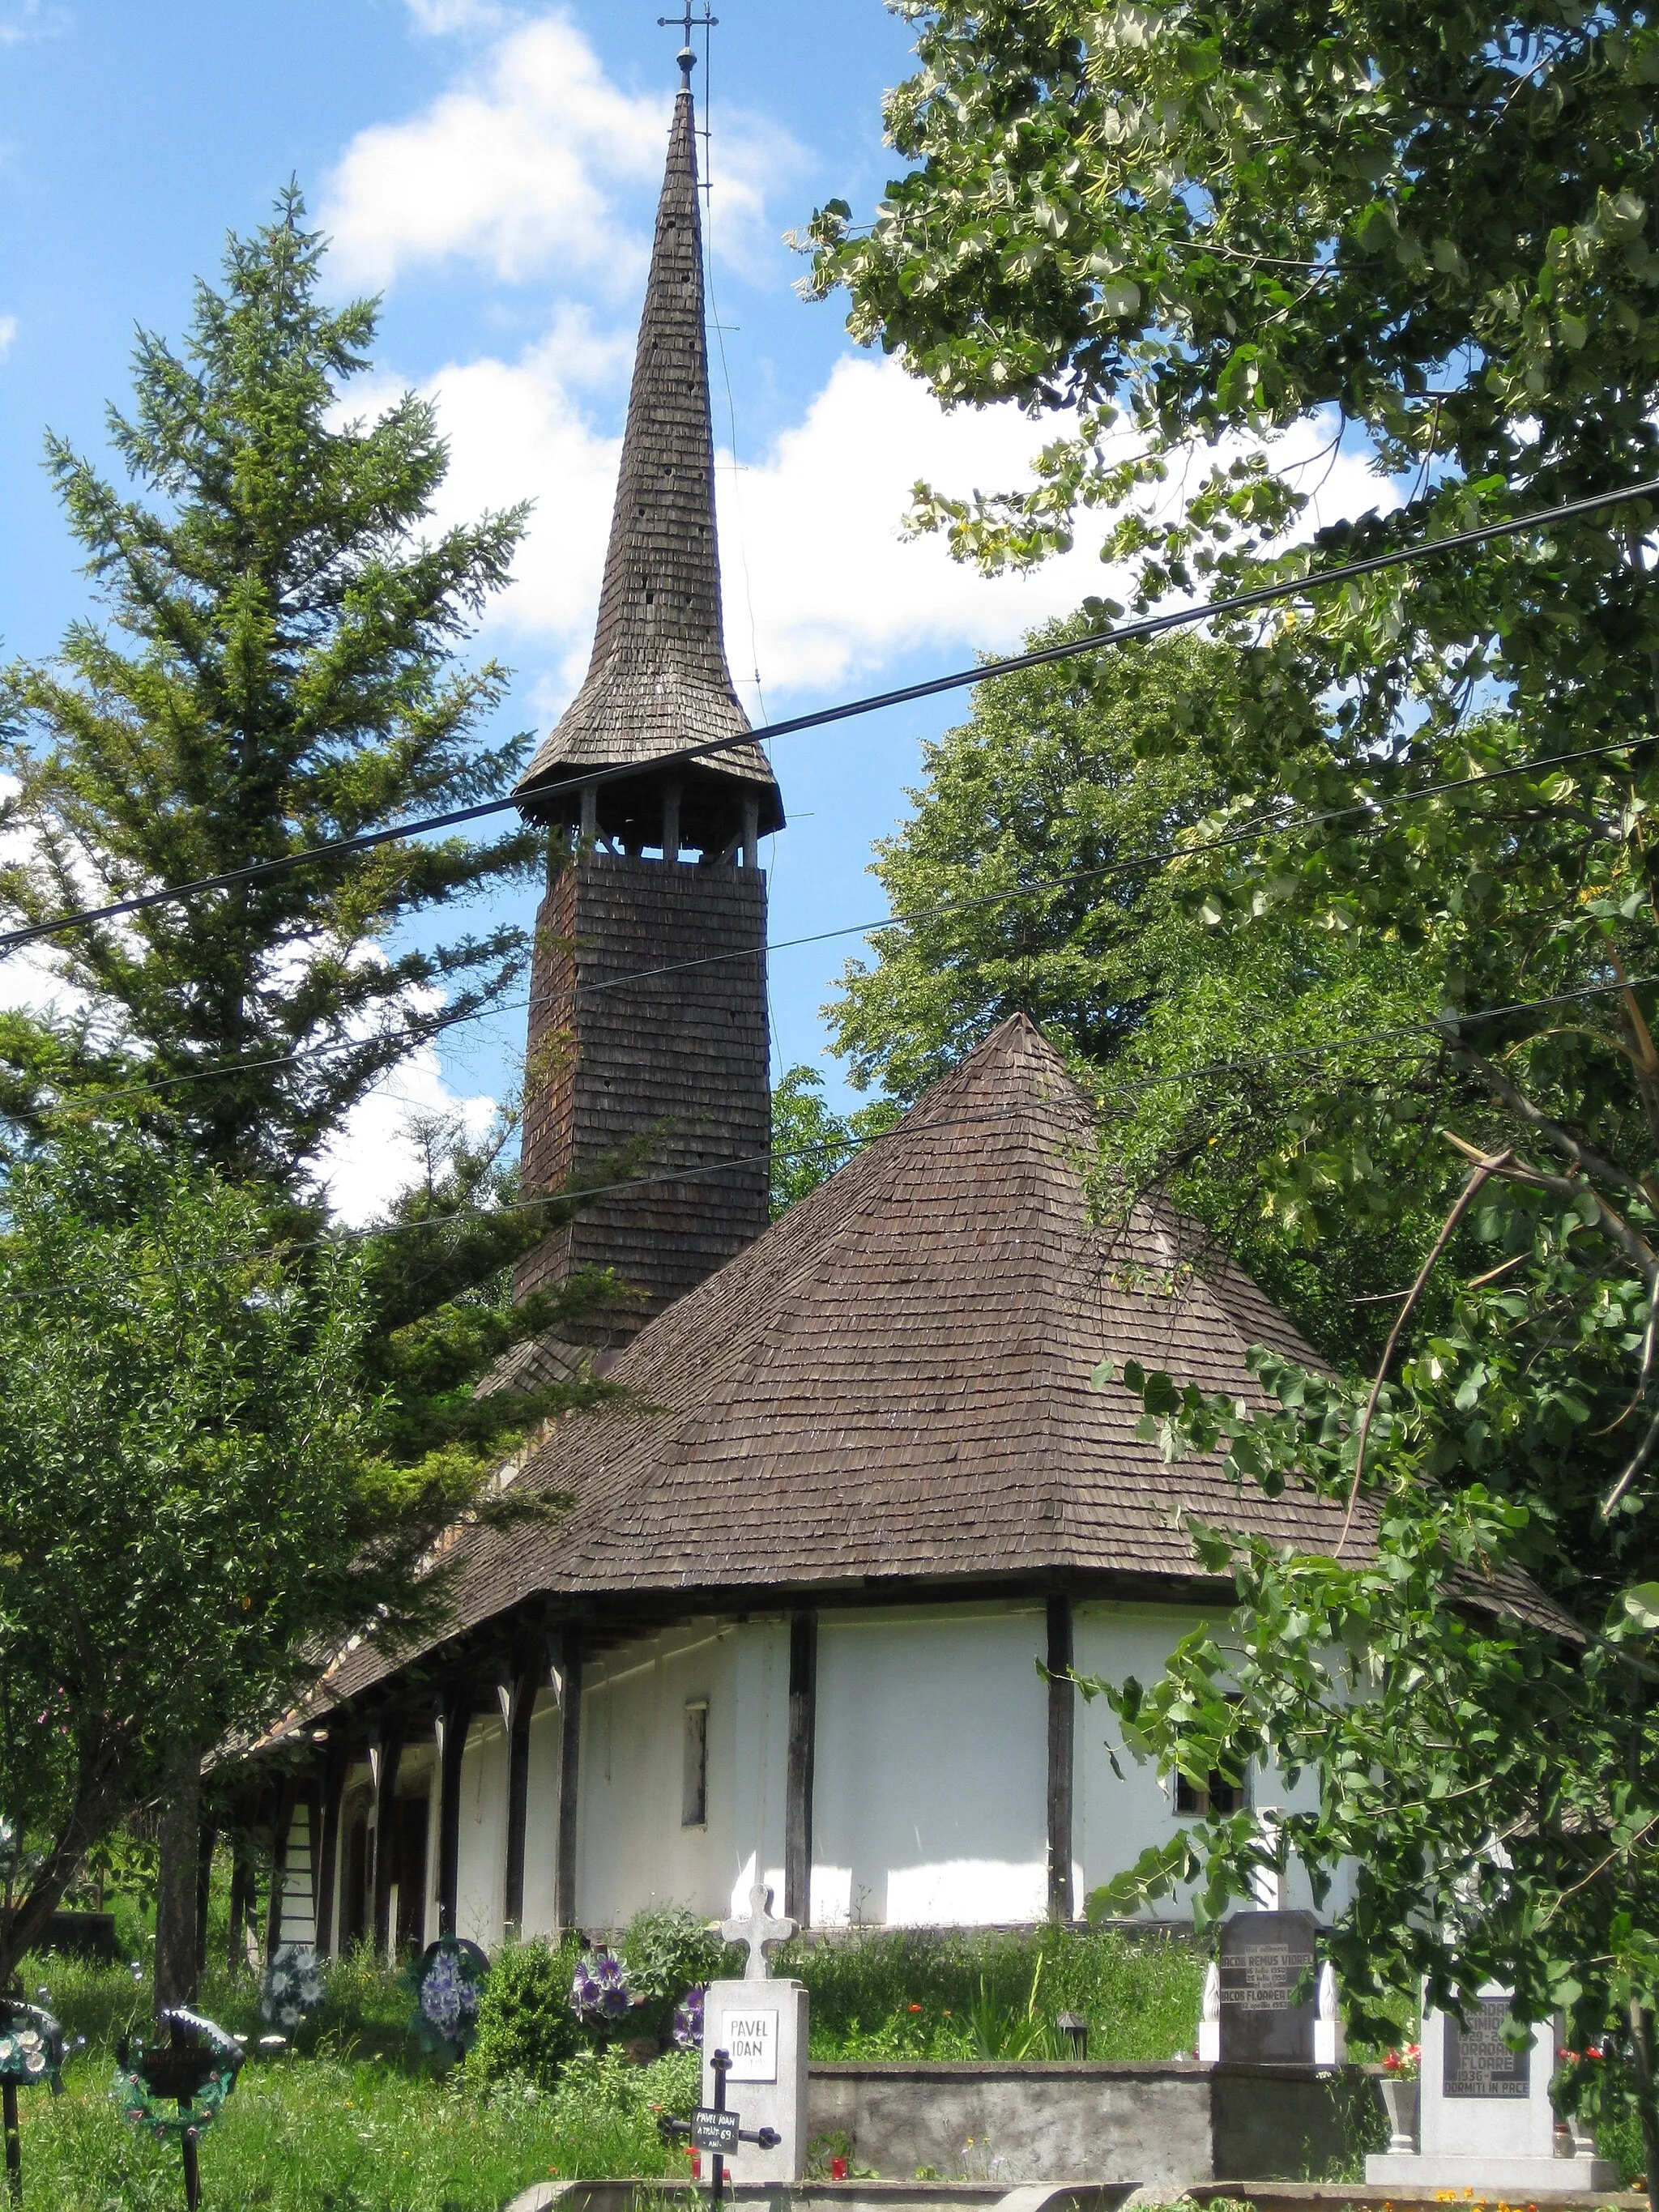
[658,2,717,87]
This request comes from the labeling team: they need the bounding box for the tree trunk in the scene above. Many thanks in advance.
[1627,1998,1659,2212]
[153,1735,203,2016]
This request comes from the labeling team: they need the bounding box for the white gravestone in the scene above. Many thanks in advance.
[1367,1989,1618,2191]
[702,1884,808,2184]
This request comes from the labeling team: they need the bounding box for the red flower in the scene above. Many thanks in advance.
[908,2003,922,2014]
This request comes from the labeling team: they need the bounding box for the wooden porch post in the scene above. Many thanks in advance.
[194,1816,215,1984]
[313,1741,347,1962]
[501,1659,538,1941]
[555,1629,584,1936]
[371,1727,404,1956]
[227,1826,257,1975]
[1046,1593,1075,1924]
[264,1781,296,1964]
[436,1692,471,1940]
[785,1611,817,1926]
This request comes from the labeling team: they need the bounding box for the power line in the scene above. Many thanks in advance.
[85,968,1652,1274]
[3,474,1656,960]
[26,732,1653,1119]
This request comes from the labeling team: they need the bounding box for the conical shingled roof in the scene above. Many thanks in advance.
[514,86,782,830]
[313,1017,1413,1713]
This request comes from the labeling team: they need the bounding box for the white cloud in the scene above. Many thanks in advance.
[0,315,16,364]
[0,2,63,44]
[315,1043,497,1228]
[399,333,1400,714]
[324,10,791,290]
[403,0,505,32]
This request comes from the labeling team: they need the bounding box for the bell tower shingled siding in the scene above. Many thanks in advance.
[514,851,770,1330]
[510,75,778,1328]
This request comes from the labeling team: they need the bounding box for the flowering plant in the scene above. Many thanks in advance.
[570,1949,644,2027]
[260,1943,326,2031]
[403,1936,489,2060]
[671,1985,704,2049]
[1382,2043,1422,2081]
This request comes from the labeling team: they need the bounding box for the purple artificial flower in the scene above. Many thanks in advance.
[420,1948,467,2038]
[672,1986,705,2049]
[570,1950,635,2023]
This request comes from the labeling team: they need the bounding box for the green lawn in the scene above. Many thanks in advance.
[4,1929,1206,2210]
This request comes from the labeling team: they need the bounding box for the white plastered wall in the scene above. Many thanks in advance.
[811,1601,1051,1928]
[456,1712,510,1946]
[520,1690,564,1939]
[1073,1598,1347,1921]
[576,1616,788,1930]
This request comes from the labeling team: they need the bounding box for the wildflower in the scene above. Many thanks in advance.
[907,2003,922,2014]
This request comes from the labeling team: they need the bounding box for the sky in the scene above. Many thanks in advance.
[0,1,1392,1219]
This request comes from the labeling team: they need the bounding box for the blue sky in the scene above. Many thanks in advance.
[0,0,1382,1214]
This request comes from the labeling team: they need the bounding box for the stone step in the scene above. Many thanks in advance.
[506,2182,1141,2212]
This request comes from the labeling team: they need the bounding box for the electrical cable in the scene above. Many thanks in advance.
[63,967,1650,1273]
[3,473,1656,959]
[25,731,1654,1118]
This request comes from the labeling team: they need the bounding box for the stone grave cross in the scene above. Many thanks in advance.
[705,1883,808,2183]
[720,1882,795,1983]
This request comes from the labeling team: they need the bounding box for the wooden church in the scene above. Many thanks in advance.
[248,57,1365,1963]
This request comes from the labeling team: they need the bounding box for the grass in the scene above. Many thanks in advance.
[0,1924,1252,2207]
[781,1924,1205,2062]
[7,1953,701,2212]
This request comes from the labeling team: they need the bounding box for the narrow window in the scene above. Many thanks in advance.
[682,1701,709,1828]
[1175,1770,1244,1817]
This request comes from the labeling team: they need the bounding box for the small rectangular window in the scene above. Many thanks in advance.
[1175,1770,1244,1817]
[681,1701,708,1828]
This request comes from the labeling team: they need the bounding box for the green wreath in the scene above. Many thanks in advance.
[113,2010,243,2141]
[0,2003,64,2090]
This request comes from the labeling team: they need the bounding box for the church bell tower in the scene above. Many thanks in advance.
[511,45,783,1336]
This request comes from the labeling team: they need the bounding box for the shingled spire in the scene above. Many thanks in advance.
[509,57,778,1336]
[514,72,783,854]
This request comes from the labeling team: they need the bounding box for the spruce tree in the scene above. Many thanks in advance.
[0,190,569,2006]
[2,186,540,1184]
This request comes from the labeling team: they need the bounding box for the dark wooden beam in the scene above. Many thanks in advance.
[436,1692,471,1940]
[371,1728,404,1956]
[556,1629,584,1935]
[264,1782,296,1965]
[227,1827,257,1975]
[785,1610,817,1925]
[194,1817,215,1983]
[1046,1592,1075,1924]
[501,1665,537,1940]
[313,1742,347,1961]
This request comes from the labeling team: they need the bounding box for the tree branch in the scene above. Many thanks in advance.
[1337,1147,1512,1554]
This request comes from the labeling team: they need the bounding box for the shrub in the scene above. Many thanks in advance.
[545,2046,701,2178]
[621,1906,732,2041]
[466,1936,585,2091]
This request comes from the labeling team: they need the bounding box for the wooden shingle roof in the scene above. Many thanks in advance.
[313,1016,1424,1711]
[514,84,782,829]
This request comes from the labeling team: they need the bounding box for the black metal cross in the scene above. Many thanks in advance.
[658,2,719,84]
